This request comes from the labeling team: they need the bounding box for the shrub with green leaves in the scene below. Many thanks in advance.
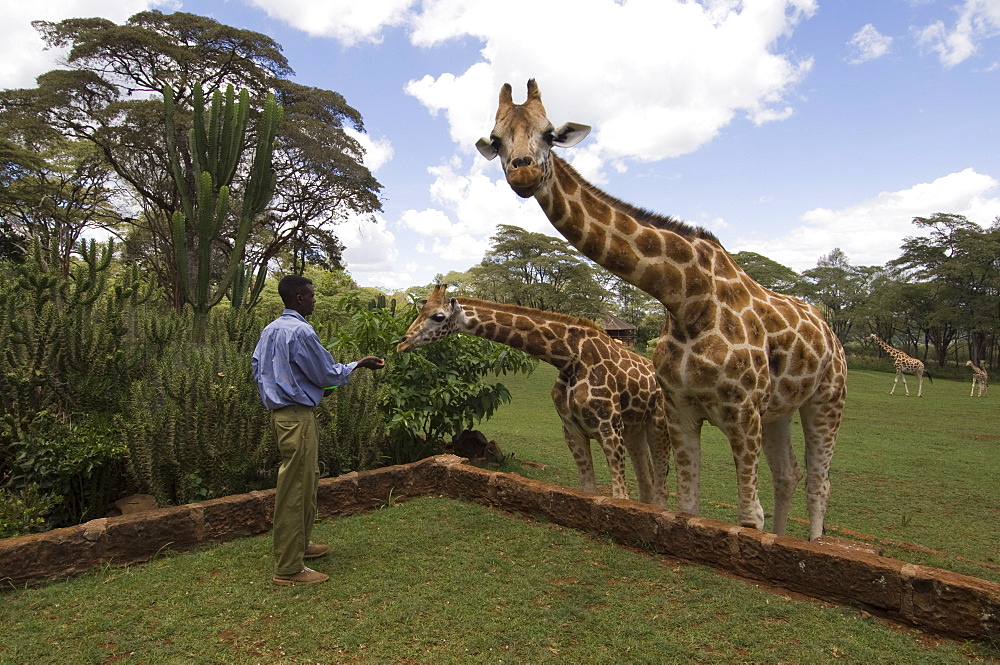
[2,411,129,526]
[0,484,61,538]
[323,290,537,464]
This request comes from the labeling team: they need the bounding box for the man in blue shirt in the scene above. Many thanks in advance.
[252,275,385,585]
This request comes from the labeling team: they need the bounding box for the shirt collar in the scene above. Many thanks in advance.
[282,309,308,323]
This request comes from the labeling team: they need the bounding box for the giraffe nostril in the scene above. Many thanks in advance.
[511,156,533,169]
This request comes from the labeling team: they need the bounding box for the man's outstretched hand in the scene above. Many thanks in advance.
[357,356,385,370]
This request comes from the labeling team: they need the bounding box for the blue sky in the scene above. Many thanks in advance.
[2,0,998,291]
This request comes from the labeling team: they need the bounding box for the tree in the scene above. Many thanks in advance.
[467,224,608,318]
[0,11,381,308]
[730,251,804,295]
[0,140,121,277]
[890,213,1000,367]
[800,248,871,343]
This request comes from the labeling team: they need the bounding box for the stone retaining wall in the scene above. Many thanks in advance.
[1,454,997,642]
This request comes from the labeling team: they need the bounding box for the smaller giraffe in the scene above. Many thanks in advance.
[867,334,931,397]
[966,360,989,397]
[397,285,671,507]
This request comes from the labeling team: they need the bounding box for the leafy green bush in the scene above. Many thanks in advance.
[2,411,129,526]
[0,484,61,538]
[324,290,536,464]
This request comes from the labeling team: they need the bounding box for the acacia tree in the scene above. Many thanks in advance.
[800,248,872,343]
[730,250,805,295]
[467,224,608,318]
[891,213,1000,367]
[0,10,381,310]
[0,140,120,277]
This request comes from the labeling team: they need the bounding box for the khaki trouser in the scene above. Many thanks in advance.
[270,404,319,576]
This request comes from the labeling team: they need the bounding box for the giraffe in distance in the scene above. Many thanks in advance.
[866,334,931,397]
[966,360,988,397]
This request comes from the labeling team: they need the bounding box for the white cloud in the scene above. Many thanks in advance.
[344,127,394,172]
[244,0,416,45]
[848,24,892,64]
[917,0,1000,67]
[733,168,1000,271]
[0,0,175,89]
[406,0,818,166]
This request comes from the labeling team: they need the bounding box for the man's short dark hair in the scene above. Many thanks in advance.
[278,275,313,308]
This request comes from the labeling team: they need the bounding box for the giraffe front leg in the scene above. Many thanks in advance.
[800,399,841,541]
[668,420,703,516]
[720,418,765,531]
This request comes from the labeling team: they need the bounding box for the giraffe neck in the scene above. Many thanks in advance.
[874,336,905,359]
[455,298,595,371]
[534,155,734,317]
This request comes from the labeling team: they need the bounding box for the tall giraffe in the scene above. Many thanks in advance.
[397,285,671,507]
[476,80,847,540]
[866,334,930,397]
[966,360,988,397]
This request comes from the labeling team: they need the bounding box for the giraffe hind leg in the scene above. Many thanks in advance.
[623,430,655,504]
[563,426,598,494]
[762,416,801,536]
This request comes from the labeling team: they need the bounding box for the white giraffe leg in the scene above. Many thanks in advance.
[917,372,924,397]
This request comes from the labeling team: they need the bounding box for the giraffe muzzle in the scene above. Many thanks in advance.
[505,165,543,197]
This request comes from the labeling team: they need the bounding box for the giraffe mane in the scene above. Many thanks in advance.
[456,297,604,333]
[554,155,723,247]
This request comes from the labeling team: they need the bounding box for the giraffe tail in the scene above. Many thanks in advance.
[925,370,933,384]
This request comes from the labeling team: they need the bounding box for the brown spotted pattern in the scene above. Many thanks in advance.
[966,360,989,397]
[397,285,671,507]
[867,334,929,397]
[479,80,848,540]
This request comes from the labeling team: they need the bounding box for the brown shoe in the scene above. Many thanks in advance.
[304,542,330,559]
[272,567,329,586]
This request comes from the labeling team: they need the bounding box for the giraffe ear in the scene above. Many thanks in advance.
[476,136,498,160]
[552,122,591,148]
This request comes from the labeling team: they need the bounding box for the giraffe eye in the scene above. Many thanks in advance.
[431,313,446,322]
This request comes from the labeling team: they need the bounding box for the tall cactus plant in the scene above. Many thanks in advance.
[163,83,282,341]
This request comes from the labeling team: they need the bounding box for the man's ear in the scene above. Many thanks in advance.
[476,137,498,160]
[552,122,591,148]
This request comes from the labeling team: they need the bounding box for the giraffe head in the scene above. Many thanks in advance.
[476,79,591,198]
[396,284,461,352]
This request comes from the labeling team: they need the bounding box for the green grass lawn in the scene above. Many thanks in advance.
[1,498,994,664]
[2,365,998,664]
[480,364,1000,583]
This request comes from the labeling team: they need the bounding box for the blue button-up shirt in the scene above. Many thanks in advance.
[251,310,357,410]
